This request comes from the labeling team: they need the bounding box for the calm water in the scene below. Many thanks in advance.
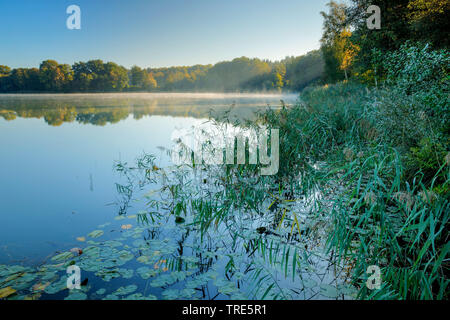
[0,93,353,300]
[0,93,297,264]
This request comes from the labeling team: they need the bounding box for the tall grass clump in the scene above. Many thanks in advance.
[116,44,448,300]
[261,43,449,299]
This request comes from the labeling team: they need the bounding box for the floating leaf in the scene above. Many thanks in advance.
[118,268,134,279]
[96,288,106,295]
[51,252,75,262]
[137,267,157,280]
[162,289,179,300]
[126,293,157,300]
[98,222,111,228]
[32,282,50,292]
[88,230,104,238]
[0,286,16,298]
[104,240,122,248]
[44,277,68,295]
[65,291,87,300]
[24,293,42,300]
[76,237,86,242]
[137,256,151,264]
[114,285,138,296]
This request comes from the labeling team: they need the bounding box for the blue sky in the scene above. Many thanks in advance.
[0,0,330,69]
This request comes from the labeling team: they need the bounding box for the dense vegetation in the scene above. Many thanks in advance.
[124,0,448,299]
[0,51,324,93]
[258,0,450,299]
[0,0,447,300]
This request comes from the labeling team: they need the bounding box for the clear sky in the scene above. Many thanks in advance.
[0,0,330,69]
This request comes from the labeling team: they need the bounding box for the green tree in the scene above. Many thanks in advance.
[39,60,73,92]
[407,0,450,48]
[0,65,11,77]
[320,1,348,82]
[72,62,93,92]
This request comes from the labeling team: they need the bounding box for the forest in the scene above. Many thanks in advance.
[0,51,324,93]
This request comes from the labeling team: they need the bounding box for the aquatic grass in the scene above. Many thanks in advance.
[110,71,448,300]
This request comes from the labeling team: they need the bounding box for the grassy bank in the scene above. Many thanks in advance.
[258,44,449,299]
[270,82,448,299]
[116,44,448,300]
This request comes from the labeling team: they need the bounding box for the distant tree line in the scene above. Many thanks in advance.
[0,51,324,93]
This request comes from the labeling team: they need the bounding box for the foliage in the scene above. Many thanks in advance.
[321,0,449,84]
[0,52,324,93]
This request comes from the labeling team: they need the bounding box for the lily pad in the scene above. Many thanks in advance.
[51,252,75,262]
[0,286,16,298]
[65,291,87,300]
[126,293,157,300]
[96,288,106,295]
[114,285,138,296]
[137,267,158,280]
[88,230,104,238]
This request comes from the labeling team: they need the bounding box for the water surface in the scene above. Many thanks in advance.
[0,93,353,301]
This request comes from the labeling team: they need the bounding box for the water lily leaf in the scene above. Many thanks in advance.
[98,222,111,228]
[126,293,157,300]
[76,237,86,242]
[39,270,57,281]
[44,277,68,295]
[118,268,134,279]
[137,267,157,280]
[95,269,121,282]
[51,252,75,262]
[162,289,179,300]
[82,245,99,254]
[0,286,16,298]
[96,288,106,295]
[3,271,26,283]
[114,285,138,296]
[180,288,196,298]
[88,230,104,238]
[137,256,151,264]
[104,240,122,248]
[32,282,50,292]
[65,291,87,300]
[24,293,42,300]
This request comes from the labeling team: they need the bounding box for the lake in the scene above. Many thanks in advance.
[0,93,352,300]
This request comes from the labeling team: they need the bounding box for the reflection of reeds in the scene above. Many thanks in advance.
[114,83,449,300]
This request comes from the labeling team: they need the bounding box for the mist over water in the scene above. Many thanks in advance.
[0,93,295,263]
